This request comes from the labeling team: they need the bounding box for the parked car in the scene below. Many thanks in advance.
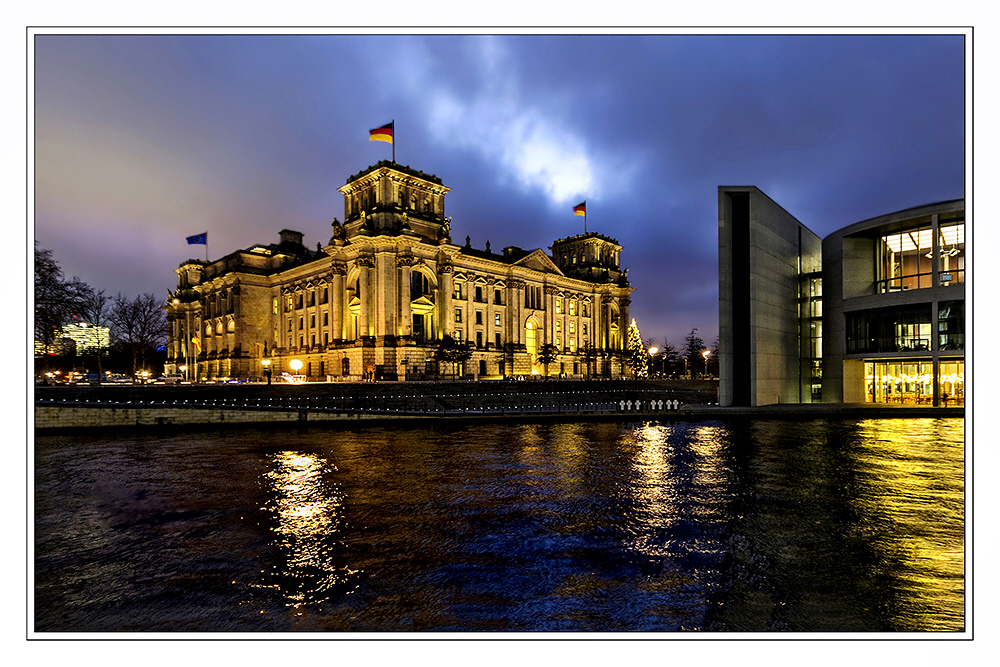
[159,373,184,384]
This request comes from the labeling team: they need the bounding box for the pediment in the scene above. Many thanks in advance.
[513,249,564,276]
[410,295,435,314]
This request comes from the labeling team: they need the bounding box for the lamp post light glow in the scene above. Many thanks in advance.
[261,358,272,385]
[702,349,711,377]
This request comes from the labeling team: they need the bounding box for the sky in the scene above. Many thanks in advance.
[31,30,967,347]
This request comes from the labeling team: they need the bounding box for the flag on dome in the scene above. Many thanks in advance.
[369,122,394,144]
[573,202,586,216]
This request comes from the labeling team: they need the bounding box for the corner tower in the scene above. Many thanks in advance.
[550,232,627,285]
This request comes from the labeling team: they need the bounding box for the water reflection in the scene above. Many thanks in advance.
[848,419,965,631]
[33,418,965,632]
[260,451,356,606]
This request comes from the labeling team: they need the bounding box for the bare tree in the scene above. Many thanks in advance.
[34,242,91,350]
[109,293,169,375]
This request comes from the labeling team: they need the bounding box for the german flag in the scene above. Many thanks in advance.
[573,201,586,216]
[369,122,394,144]
[192,336,201,353]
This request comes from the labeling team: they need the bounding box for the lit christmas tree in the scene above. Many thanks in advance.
[625,318,648,378]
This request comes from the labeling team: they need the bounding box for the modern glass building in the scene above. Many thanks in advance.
[719,188,964,407]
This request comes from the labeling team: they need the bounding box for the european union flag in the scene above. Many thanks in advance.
[186,232,207,245]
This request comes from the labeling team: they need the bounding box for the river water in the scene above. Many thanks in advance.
[33,418,965,634]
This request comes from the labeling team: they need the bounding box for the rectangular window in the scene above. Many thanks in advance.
[569,322,575,334]
[556,321,561,333]
[494,313,501,326]
[455,283,463,300]
[476,331,483,348]
[455,308,462,323]
[323,312,329,326]
[582,304,588,317]
[495,333,502,349]
[476,311,483,325]
[287,319,292,332]
[475,286,484,302]
[865,360,935,404]
[569,301,576,316]
[454,330,462,343]
[938,300,964,350]
[938,216,965,286]
[877,221,934,292]
[556,299,563,314]
[311,315,316,327]
[556,337,562,349]
[494,289,502,305]
[273,298,278,314]
[299,317,304,330]
[847,305,932,354]
[582,323,588,335]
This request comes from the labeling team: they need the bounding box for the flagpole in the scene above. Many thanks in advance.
[392,119,395,163]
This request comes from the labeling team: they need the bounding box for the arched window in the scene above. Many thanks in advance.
[342,358,350,376]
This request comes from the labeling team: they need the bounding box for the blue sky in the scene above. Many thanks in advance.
[32,31,966,347]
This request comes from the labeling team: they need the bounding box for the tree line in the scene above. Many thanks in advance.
[34,243,169,378]
[643,328,719,378]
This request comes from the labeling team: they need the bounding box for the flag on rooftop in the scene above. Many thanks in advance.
[573,202,586,216]
[186,232,207,245]
[369,122,394,144]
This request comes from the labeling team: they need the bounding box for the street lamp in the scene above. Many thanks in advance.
[289,359,303,382]
[702,349,711,377]
[648,346,658,378]
[261,358,272,385]
[179,365,187,382]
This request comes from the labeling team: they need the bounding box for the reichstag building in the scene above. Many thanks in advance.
[165,161,634,382]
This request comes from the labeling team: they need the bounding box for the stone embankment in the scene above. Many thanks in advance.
[33,379,962,431]
[34,379,717,431]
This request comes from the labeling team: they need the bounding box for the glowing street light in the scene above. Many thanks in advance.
[702,349,711,376]
[261,358,272,385]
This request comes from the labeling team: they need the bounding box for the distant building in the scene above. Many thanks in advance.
[719,187,964,407]
[165,161,634,382]
[35,321,111,357]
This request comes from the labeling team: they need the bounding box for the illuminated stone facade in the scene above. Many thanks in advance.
[165,161,633,382]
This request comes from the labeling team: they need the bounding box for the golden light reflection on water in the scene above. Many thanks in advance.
[850,419,965,631]
[262,451,355,606]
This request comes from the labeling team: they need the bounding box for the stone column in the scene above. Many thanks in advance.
[357,255,374,338]
[544,286,558,346]
[439,264,454,339]
[374,251,394,339]
[508,279,524,345]
[397,255,413,338]
[330,263,346,341]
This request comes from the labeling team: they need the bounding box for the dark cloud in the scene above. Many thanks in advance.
[33,33,965,345]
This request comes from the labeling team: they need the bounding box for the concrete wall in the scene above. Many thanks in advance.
[719,186,821,406]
